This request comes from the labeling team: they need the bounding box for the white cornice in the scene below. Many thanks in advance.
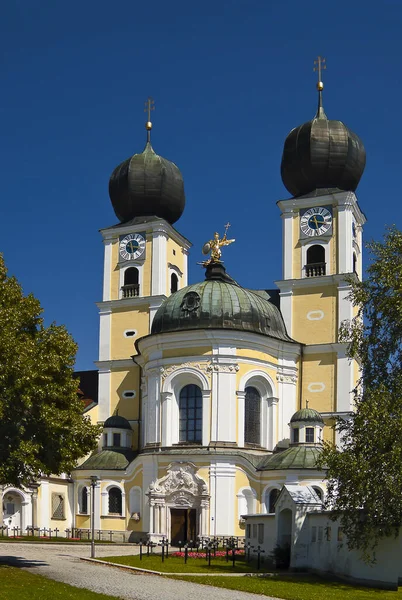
[95,359,136,370]
[277,191,366,226]
[275,273,352,291]
[96,295,166,311]
[100,218,192,250]
[303,343,346,355]
[137,328,301,358]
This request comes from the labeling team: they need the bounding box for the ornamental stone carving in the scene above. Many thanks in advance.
[148,462,209,502]
[160,362,210,381]
[206,363,239,373]
[277,374,297,384]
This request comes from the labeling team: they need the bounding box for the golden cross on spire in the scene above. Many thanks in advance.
[144,97,155,142]
[313,56,326,91]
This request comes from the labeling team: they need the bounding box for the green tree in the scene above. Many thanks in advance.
[0,255,100,487]
[319,227,402,560]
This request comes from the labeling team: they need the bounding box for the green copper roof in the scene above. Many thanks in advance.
[290,408,324,424]
[104,415,132,430]
[257,446,323,471]
[77,449,135,471]
[151,263,292,341]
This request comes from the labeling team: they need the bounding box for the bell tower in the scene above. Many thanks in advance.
[96,101,191,442]
[275,59,366,430]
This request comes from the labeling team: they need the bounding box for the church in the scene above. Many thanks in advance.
[3,70,366,545]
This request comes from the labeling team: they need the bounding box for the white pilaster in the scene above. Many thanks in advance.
[336,348,354,413]
[102,240,113,301]
[209,462,236,536]
[337,205,353,274]
[282,211,294,280]
[151,230,168,296]
[146,370,162,444]
[237,391,246,447]
[210,367,237,442]
[182,247,189,287]
[161,391,172,446]
[202,390,211,447]
[98,366,112,422]
[337,281,353,330]
[38,480,49,528]
[268,397,279,451]
[98,309,111,362]
[279,290,293,338]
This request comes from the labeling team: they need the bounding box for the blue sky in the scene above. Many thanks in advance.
[1,1,402,370]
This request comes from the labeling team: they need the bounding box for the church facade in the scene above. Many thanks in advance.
[3,80,367,544]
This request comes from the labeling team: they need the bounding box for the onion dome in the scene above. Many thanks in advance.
[109,106,185,225]
[151,262,292,341]
[290,407,324,424]
[103,415,132,430]
[280,77,366,197]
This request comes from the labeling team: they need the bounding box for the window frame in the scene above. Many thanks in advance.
[178,384,203,444]
[244,386,261,445]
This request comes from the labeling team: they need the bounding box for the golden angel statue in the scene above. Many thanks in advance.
[202,223,235,265]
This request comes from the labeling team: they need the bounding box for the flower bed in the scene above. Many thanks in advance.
[171,550,245,559]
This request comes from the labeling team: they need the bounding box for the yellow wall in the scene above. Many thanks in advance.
[166,237,186,292]
[100,517,126,531]
[301,353,336,413]
[162,347,212,359]
[76,515,90,528]
[111,306,149,359]
[110,367,140,422]
[292,286,337,345]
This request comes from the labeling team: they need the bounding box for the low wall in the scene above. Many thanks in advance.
[243,514,276,559]
[302,513,401,590]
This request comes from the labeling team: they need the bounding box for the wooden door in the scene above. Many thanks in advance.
[170,509,187,546]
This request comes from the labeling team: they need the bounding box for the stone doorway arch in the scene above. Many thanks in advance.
[147,462,209,543]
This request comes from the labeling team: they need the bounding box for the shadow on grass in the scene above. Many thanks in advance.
[243,573,394,594]
[0,556,49,568]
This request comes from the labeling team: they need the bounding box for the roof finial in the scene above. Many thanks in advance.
[306,399,309,409]
[144,97,155,143]
[313,56,327,119]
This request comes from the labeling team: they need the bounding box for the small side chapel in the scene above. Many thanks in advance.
[4,70,367,544]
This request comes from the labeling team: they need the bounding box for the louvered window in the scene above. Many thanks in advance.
[244,386,261,445]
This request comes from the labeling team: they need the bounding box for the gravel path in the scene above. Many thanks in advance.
[0,542,279,600]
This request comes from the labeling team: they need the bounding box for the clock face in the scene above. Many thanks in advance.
[300,207,332,237]
[119,233,146,260]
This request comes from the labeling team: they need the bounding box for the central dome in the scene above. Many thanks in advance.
[151,263,292,341]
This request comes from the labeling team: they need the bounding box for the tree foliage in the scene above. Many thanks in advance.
[0,255,100,487]
[318,227,402,560]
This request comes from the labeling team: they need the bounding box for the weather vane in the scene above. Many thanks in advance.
[201,223,235,266]
[144,97,155,142]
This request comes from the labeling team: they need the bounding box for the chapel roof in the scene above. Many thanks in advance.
[257,445,323,471]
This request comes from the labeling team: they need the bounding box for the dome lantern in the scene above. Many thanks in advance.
[280,57,366,198]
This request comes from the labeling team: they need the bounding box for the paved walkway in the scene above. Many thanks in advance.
[0,542,279,600]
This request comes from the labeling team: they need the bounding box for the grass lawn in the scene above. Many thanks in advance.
[172,574,402,599]
[101,552,261,573]
[0,566,119,600]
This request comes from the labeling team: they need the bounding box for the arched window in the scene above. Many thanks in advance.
[238,488,256,519]
[80,486,88,514]
[306,245,326,277]
[353,253,357,273]
[179,384,202,443]
[244,386,261,445]
[171,273,178,293]
[292,427,299,443]
[108,487,122,515]
[122,268,139,297]
[313,486,323,502]
[268,489,280,514]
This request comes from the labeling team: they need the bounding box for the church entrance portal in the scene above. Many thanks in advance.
[170,508,196,545]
